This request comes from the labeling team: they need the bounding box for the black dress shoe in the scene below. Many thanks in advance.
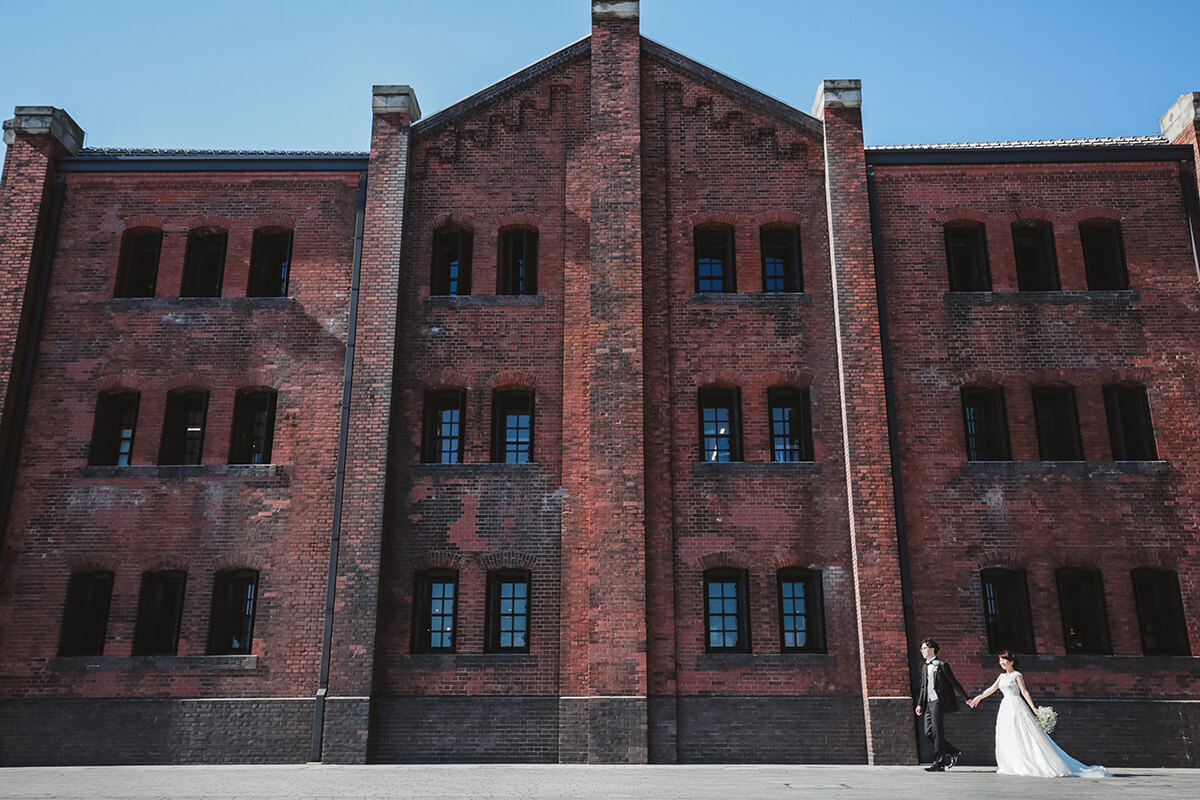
[947,751,961,769]
[924,764,945,772]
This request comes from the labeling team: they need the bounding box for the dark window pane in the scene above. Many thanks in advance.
[1104,384,1157,461]
[760,227,802,293]
[1132,569,1190,656]
[432,230,472,296]
[1080,221,1128,291]
[230,391,277,464]
[208,570,258,655]
[181,229,226,298]
[1012,222,1059,291]
[413,570,457,652]
[961,387,1010,461]
[980,569,1035,653]
[1032,385,1083,461]
[247,229,292,297]
[704,569,749,652]
[487,570,530,652]
[945,222,990,291]
[498,229,538,295]
[58,571,114,657]
[699,388,741,462]
[89,392,139,467]
[133,571,187,656]
[695,227,736,293]
[779,569,824,652]
[492,391,533,463]
[768,388,813,462]
[423,391,465,464]
[1056,569,1111,655]
[115,229,162,298]
[160,391,208,466]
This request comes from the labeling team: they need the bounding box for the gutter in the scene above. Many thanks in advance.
[0,173,66,549]
[310,170,368,762]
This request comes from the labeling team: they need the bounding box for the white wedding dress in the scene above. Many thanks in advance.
[994,671,1110,778]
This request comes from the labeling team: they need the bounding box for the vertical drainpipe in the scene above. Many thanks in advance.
[0,173,66,547]
[1179,162,1200,282]
[311,170,369,763]
[864,164,922,756]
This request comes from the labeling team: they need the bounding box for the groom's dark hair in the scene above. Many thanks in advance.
[920,637,939,653]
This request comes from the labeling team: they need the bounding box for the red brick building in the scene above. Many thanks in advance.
[1,2,1197,766]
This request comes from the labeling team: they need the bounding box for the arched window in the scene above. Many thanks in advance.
[694,226,736,293]
[89,390,139,466]
[1012,220,1059,291]
[960,385,1010,461]
[208,569,259,655]
[133,570,187,656]
[247,228,293,297]
[498,228,538,295]
[1080,219,1128,290]
[413,569,458,652]
[1103,383,1156,461]
[58,571,114,657]
[230,389,278,464]
[181,228,227,297]
[944,221,990,291]
[778,568,824,652]
[431,228,472,296]
[760,225,802,293]
[114,228,162,298]
[979,568,1034,653]
[698,387,742,462]
[704,568,749,652]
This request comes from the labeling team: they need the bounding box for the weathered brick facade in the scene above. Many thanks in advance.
[1,2,1197,766]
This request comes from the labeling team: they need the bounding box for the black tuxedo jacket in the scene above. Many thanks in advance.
[916,658,970,713]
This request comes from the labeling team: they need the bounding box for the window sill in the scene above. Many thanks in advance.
[945,289,1137,307]
[78,464,284,480]
[688,292,812,307]
[105,297,295,310]
[424,295,545,308]
[977,653,1200,673]
[413,462,540,473]
[962,460,1169,477]
[46,655,258,672]
[697,652,834,670]
[692,461,821,477]
[402,653,537,668]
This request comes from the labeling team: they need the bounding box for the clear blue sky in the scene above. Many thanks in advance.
[1,0,1195,151]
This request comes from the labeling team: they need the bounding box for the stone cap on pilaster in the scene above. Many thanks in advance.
[812,80,863,117]
[593,1,639,20]
[372,85,421,122]
[1159,92,1199,143]
[2,106,85,154]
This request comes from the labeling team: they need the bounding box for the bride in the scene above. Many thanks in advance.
[967,650,1110,778]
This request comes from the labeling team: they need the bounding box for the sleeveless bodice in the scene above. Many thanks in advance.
[999,671,1021,698]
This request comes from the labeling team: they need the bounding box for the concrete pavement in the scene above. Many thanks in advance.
[1,764,1198,800]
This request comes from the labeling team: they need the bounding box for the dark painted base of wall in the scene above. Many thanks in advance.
[0,698,312,766]
[651,695,869,763]
[939,700,1200,768]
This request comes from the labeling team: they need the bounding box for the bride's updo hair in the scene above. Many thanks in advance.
[998,649,1020,667]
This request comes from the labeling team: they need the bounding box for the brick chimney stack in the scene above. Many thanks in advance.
[557,0,648,763]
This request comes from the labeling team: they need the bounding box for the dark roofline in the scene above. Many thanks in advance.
[412,38,592,140]
[867,141,1192,166]
[640,38,823,137]
[58,151,368,172]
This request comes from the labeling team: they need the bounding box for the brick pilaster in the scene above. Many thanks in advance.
[558,0,648,763]
[319,85,419,762]
[0,107,82,542]
[813,80,915,765]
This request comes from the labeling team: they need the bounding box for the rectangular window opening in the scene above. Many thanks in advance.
[695,228,736,293]
[498,229,538,295]
[705,569,749,652]
[492,390,533,464]
[58,571,115,657]
[1056,568,1111,655]
[181,229,227,298]
[980,569,1035,653]
[778,569,824,652]
[769,387,813,462]
[699,388,742,462]
[230,391,277,464]
[486,570,530,653]
[133,571,187,656]
[208,570,258,655]
[760,227,802,293]
[413,570,458,652]
[247,230,292,297]
[945,222,990,292]
[160,391,209,466]
[1032,385,1083,461]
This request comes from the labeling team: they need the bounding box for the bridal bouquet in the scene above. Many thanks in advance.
[1035,706,1058,734]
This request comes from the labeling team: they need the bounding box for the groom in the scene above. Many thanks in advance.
[914,637,971,772]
